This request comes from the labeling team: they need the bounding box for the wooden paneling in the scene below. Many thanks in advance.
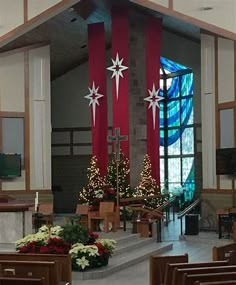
[24,51,30,191]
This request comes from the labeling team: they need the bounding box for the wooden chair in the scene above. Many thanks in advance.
[149,253,188,285]
[34,203,54,231]
[76,204,89,228]
[88,202,117,232]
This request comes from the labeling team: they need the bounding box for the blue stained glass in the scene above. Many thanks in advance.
[182,73,193,96]
[168,158,181,182]
[181,98,193,126]
[182,128,194,154]
[160,145,164,156]
[160,57,189,72]
[167,134,180,155]
[159,56,194,199]
[160,158,164,183]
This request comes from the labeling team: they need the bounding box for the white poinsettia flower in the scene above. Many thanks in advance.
[50,225,63,235]
[76,256,89,269]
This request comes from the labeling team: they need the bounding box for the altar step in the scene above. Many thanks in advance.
[72,233,173,280]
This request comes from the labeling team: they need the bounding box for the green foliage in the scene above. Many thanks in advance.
[107,153,136,198]
[79,156,106,205]
[136,154,162,209]
[59,222,91,245]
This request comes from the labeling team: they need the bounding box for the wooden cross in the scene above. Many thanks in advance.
[107,128,128,162]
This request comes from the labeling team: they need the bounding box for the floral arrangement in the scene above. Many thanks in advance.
[15,224,116,271]
[69,239,116,271]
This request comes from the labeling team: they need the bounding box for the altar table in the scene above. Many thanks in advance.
[0,202,33,243]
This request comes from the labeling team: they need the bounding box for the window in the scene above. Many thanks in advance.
[159,57,195,201]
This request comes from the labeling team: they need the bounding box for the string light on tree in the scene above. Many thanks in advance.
[136,154,165,209]
[79,156,106,207]
[107,153,135,198]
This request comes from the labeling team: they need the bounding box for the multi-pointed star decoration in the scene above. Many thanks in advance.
[144,83,164,130]
[84,82,104,126]
[107,53,128,99]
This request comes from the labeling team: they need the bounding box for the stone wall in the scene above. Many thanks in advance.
[129,9,147,186]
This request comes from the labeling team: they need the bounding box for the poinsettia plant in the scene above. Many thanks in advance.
[15,223,116,272]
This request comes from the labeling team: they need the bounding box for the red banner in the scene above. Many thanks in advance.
[145,17,162,183]
[110,7,129,158]
[88,23,108,175]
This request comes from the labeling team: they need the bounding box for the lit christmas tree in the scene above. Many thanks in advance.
[79,156,106,206]
[107,153,136,199]
[136,154,163,209]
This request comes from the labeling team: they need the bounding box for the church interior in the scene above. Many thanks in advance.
[1,0,236,284]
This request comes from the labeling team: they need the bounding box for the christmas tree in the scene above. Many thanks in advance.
[79,156,106,206]
[107,153,136,199]
[136,154,163,209]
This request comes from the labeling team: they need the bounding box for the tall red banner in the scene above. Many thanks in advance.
[88,23,108,175]
[110,7,129,159]
[145,17,162,184]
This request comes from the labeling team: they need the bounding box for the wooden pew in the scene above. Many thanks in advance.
[183,272,236,285]
[0,276,46,285]
[0,253,71,285]
[149,253,188,285]
[173,265,236,285]
[164,260,229,285]
[0,260,58,285]
[212,243,236,261]
[194,281,236,285]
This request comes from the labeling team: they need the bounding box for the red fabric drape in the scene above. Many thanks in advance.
[111,7,129,159]
[88,23,108,175]
[146,17,162,183]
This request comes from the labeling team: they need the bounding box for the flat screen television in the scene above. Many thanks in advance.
[0,154,21,178]
[216,148,236,175]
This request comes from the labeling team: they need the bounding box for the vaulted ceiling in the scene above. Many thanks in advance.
[0,0,200,80]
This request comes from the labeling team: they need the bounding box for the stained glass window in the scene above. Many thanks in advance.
[159,57,195,201]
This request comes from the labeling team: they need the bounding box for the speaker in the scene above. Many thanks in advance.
[185,214,199,235]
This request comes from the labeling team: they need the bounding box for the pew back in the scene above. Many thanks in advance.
[149,253,188,285]
[183,272,236,285]
[0,260,58,285]
[0,253,71,284]
[174,265,236,285]
[194,281,236,285]
[0,276,46,285]
[165,260,229,285]
[212,243,236,261]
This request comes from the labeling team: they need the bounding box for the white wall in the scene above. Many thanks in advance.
[0,0,24,37]
[174,0,236,33]
[0,45,51,191]
[29,46,51,190]
[51,54,113,129]
[28,0,61,20]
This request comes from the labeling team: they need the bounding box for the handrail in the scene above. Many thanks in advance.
[177,198,201,219]
[177,198,201,235]
[157,196,176,211]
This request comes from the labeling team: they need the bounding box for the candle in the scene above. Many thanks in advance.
[34,197,37,212]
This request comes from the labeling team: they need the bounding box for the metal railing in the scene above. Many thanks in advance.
[177,198,201,235]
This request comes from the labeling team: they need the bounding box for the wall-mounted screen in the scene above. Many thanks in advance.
[0,154,21,178]
[216,148,236,175]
